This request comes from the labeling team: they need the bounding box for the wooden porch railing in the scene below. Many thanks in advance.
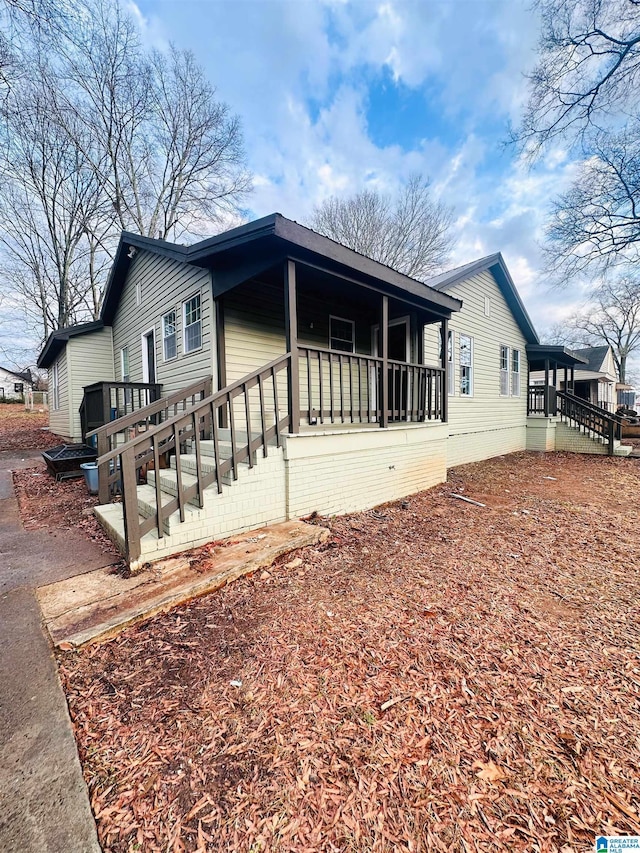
[95,355,291,564]
[527,384,557,416]
[557,390,621,454]
[80,380,163,441]
[298,346,444,425]
[88,377,213,503]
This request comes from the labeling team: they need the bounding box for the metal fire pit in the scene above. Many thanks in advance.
[42,443,98,481]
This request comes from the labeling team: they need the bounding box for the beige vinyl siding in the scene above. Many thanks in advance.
[224,280,287,433]
[112,250,214,397]
[48,350,70,439]
[67,327,115,441]
[424,269,529,467]
[224,280,380,429]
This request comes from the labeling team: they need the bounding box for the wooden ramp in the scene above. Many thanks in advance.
[38,521,328,649]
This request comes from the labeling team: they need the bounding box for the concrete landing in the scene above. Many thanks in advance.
[38,520,329,649]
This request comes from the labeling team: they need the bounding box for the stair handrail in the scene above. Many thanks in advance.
[87,376,212,444]
[102,352,292,564]
[90,376,213,502]
[556,389,619,454]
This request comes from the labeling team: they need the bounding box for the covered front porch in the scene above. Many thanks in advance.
[213,255,459,433]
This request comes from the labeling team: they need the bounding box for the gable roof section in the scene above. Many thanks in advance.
[37,320,104,369]
[0,365,33,384]
[99,214,461,325]
[424,253,539,345]
[570,346,610,374]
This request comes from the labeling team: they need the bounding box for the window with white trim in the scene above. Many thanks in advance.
[459,334,473,396]
[51,361,60,410]
[183,294,202,353]
[484,296,491,317]
[121,346,130,382]
[163,310,177,361]
[329,315,355,353]
[500,345,509,395]
[511,348,521,396]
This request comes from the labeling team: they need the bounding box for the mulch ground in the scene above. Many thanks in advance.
[0,402,61,451]
[11,467,121,559]
[58,451,640,852]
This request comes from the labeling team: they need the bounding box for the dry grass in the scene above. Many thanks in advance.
[0,402,60,451]
[59,451,640,852]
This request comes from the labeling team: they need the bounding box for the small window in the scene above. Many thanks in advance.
[484,296,491,318]
[51,362,60,410]
[500,345,509,396]
[121,346,130,382]
[459,334,473,396]
[447,329,454,395]
[329,315,355,353]
[511,349,521,396]
[163,310,177,361]
[136,281,141,306]
[183,294,202,353]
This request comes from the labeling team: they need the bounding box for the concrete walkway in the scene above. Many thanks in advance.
[0,449,116,852]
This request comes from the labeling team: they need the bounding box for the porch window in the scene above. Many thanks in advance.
[511,349,521,396]
[460,334,473,396]
[500,345,509,395]
[183,294,202,353]
[329,316,355,353]
[51,361,60,410]
[448,330,454,395]
[121,346,130,382]
[163,310,177,361]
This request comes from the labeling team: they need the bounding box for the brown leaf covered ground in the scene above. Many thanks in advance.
[0,402,61,451]
[59,451,640,852]
[12,466,121,559]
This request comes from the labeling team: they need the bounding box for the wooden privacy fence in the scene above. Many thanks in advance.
[95,355,291,563]
[88,377,213,503]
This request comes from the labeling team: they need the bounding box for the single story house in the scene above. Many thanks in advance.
[38,214,628,568]
[0,365,33,400]
[531,345,617,413]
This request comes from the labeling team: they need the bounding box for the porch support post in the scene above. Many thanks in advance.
[284,259,300,434]
[564,365,568,393]
[381,295,389,428]
[544,358,550,416]
[215,297,228,429]
[552,362,557,388]
[571,365,575,394]
[441,317,449,423]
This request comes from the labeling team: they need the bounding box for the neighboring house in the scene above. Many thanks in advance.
[570,346,618,412]
[37,214,627,569]
[530,345,617,413]
[0,365,33,400]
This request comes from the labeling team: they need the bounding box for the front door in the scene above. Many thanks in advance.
[144,330,156,384]
[372,317,410,421]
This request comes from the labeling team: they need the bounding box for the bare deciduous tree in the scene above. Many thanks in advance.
[543,127,640,276]
[513,0,640,157]
[58,1,251,241]
[544,276,640,381]
[0,0,251,352]
[309,175,454,280]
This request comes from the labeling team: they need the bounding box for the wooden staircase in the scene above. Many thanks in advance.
[556,391,631,456]
[90,355,292,570]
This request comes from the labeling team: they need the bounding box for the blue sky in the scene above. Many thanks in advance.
[132,0,588,335]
